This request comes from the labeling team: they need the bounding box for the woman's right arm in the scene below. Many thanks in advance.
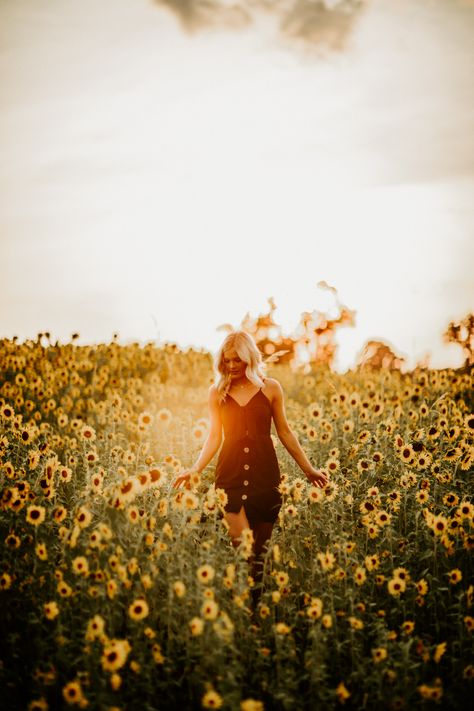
[172,385,222,489]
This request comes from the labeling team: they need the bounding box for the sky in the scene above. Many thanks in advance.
[1,0,473,371]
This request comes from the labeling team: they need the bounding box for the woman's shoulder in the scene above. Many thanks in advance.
[262,377,282,393]
[208,383,224,410]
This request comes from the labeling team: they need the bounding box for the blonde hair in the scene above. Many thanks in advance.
[214,330,266,404]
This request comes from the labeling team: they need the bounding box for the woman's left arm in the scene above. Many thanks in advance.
[269,379,328,488]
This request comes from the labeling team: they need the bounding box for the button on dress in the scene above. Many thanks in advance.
[214,382,282,525]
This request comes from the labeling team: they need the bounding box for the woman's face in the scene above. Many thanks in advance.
[223,349,246,380]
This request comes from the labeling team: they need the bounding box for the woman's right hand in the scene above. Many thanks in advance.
[171,469,198,489]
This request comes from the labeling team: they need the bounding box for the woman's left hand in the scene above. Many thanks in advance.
[304,467,328,488]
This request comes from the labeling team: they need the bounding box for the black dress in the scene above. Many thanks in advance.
[214,380,282,526]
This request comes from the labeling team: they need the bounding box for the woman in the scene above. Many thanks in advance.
[172,330,328,608]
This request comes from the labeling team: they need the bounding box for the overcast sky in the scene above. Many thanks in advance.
[1,0,473,370]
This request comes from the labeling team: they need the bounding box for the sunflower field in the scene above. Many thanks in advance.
[0,337,473,710]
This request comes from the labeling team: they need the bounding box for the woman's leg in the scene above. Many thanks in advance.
[223,505,251,548]
[249,521,274,611]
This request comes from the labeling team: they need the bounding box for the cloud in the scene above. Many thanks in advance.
[153,0,367,50]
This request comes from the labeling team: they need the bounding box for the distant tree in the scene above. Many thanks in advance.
[153,0,366,51]
[218,283,356,370]
[443,313,474,368]
[355,340,405,371]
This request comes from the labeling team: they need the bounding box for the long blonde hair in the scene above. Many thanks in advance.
[214,330,266,404]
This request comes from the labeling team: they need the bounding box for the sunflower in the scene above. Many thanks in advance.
[457,501,474,519]
[106,580,118,599]
[80,424,96,441]
[26,505,46,526]
[326,457,340,474]
[28,450,41,470]
[173,581,186,598]
[72,556,89,576]
[1,404,15,420]
[367,524,380,539]
[58,467,73,483]
[356,429,370,444]
[126,506,140,524]
[417,683,443,702]
[400,620,415,635]
[460,449,474,471]
[98,522,113,540]
[5,533,20,549]
[416,579,429,595]
[201,599,219,621]
[157,408,172,424]
[364,554,379,571]
[183,491,199,510]
[415,490,429,504]
[147,468,163,487]
[463,413,474,432]
[393,567,410,583]
[415,451,432,470]
[128,598,150,621]
[192,425,206,442]
[342,420,354,433]
[387,490,402,506]
[433,642,447,664]
[35,543,48,561]
[348,616,364,630]
[443,492,459,507]
[432,514,449,536]
[426,425,440,441]
[75,506,92,528]
[464,665,474,680]
[301,602,320,623]
[448,569,462,585]
[335,682,351,704]
[444,447,463,462]
[62,679,87,706]
[85,615,106,641]
[142,626,156,640]
[387,578,406,596]
[317,550,336,572]
[109,673,122,691]
[360,500,376,515]
[44,601,60,620]
[57,581,73,598]
[138,411,154,427]
[354,567,367,586]
[27,699,49,711]
[275,571,289,588]
[284,504,298,517]
[375,510,392,526]
[357,459,373,474]
[372,647,388,663]
[307,402,323,419]
[308,486,323,504]
[52,506,67,523]
[398,444,415,465]
[202,689,223,709]
[196,564,215,585]
[189,617,204,636]
[151,643,165,664]
[101,639,132,672]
